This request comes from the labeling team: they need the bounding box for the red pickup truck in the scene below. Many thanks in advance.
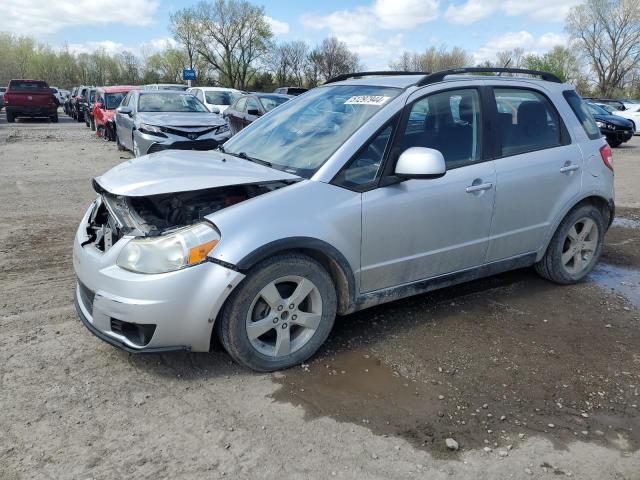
[3,79,58,123]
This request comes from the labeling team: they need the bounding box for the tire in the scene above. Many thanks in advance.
[535,204,605,284]
[50,114,58,123]
[217,253,337,371]
[76,110,83,122]
[6,111,14,123]
[608,138,622,148]
[90,116,95,131]
[85,114,90,127]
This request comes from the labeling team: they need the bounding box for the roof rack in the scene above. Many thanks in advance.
[324,71,430,85]
[416,67,562,86]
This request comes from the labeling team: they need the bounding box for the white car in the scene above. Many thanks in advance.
[50,86,67,105]
[187,86,243,114]
[596,103,640,134]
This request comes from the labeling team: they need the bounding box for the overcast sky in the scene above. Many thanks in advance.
[0,0,579,68]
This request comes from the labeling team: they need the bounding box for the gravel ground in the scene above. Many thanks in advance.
[1,110,640,479]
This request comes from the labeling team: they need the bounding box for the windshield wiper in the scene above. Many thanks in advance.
[237,151,272,168]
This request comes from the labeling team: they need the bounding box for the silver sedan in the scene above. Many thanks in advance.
[114,91,231,156]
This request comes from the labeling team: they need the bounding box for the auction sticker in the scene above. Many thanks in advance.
[344,95,390,106]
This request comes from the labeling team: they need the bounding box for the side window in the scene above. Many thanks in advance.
[121,92,131,107]
[402,89,482,169]
[493,88,563,157]
[246,97,260,113]
[235,97,247,112]
[334,121,396,189]
[563,90,601,140]
[196,90,205,102]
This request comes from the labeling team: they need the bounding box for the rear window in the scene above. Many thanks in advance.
[563,90,601,140]
[9,81,49,92]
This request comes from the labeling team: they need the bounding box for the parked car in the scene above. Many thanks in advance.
[69,86,86,120]
[595,102,640,134]
[114,90,231,156]
[93,86,140,141]
[65,87,78,116]
[224,93,291,134]
[0,86,6,111]
[3,79,58,122]
[144,84,188,91]
[586,102,634,147]
[74,86,94,123]
[50,86,65,105]
[73,68,614,371]
[83,87,97,129]
[274,86,308,96]
[186,86,242,114]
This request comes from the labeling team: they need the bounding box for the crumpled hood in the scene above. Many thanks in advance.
[94,150,300,196]
[136,112,226,128]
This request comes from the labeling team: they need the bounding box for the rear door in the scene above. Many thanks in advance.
[485,85,583,262]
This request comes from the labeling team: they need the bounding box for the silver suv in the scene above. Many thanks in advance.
[73,68,615,371]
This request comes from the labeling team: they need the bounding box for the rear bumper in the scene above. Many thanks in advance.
[6,105,56,117]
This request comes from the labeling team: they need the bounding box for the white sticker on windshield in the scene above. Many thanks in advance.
[344,95,390,106]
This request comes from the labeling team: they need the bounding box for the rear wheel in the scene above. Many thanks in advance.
[50,114,58,123]
[535,204,605,284]
[6,111,15,123]
[217,253,337,371]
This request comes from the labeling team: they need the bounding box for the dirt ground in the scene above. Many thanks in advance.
[1,110,640,480]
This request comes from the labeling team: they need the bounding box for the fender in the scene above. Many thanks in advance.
[537,192,614,261]
[233,236,358,314]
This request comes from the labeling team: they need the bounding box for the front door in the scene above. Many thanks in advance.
[360,87,497,292]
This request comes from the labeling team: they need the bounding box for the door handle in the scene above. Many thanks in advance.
[466,182,493,193]
[560,164,580,173]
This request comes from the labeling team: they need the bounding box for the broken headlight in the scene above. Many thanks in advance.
[117,222,219,274]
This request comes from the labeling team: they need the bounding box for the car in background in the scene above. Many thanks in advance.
[3,79,58,123]
[74,86,94,123]
[93,86,140,141]
[114,90,231,156]
[187,86,242,114]
[50,87,65,105]
[83,87,97,129]
[273,86,308,96]
[595,102,640,134]
[144,84,189,91]
[64,87,78,116]
[586,102,634,147]
[224,93,291,134]
[0,86,6,111]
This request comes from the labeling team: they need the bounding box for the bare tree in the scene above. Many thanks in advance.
[194,0,273,89]
[267,40,309,86]
[306,37,361,85]
[567,0,640,95]
[389,46,470,72]
[170,7,200,71]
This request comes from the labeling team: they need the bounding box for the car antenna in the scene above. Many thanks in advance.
[498,59,511,76]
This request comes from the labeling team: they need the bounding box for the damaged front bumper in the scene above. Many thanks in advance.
[73,202,245,353]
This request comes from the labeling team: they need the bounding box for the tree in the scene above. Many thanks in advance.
[268,40,309,86]
[170,7,200,71]
[389,46,470,72]
[306,37,361,85]
[522,46,581,83]
[193,0,273,89]
[566,0,640,95]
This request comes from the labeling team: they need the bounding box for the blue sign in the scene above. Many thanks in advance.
[182,69,196,81]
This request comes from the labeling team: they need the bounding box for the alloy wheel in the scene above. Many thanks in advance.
[561,217,599,275]
[245,276,323,358]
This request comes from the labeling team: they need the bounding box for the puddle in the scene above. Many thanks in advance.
[589,263,640,308]
[612,217,640,229]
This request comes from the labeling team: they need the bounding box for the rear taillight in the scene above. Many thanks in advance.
[599,144,613,171]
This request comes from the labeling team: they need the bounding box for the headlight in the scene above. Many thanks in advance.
[596,121,605,128]
[217,124,230,134]
[117,223,220,274]
[138,123,167,137]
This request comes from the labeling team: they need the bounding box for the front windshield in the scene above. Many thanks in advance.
[258,95,290,112]
[105,92,127,109]
[223,85,401,177]
[205,91,239,105]
[588,103,608,115]
[162,85,188,91]
[138,93,209,113]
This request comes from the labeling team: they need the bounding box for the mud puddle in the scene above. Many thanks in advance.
[589,263,640,308]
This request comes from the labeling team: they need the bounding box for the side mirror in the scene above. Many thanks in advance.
[210,106,221,114]
[247,108,261,116]
[394,147,446,179]
[116,106,133,116]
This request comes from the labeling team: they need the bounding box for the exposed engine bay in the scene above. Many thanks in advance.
[84,180,295,251]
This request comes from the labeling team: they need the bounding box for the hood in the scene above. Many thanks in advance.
[136,112,226,127]
[593,113,634,127]
[94,150,300,196]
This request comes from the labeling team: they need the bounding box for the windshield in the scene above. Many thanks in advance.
[138,93,209,113]
[588,103,608,115]
[205,91,239,105]
[258,95,290,112]
[161,85,188,91]
[223,85,400,178]
[105,92,127,109]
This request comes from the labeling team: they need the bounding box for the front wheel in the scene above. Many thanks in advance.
[535,205,605,284]
[217,253,337,371]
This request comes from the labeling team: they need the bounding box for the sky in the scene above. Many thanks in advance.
[0,0,581,68]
